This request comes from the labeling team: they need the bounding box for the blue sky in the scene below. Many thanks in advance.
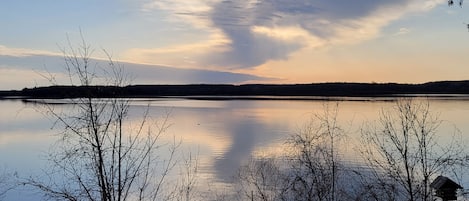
[1,0,469,89]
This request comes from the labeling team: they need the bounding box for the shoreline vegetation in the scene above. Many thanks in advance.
[2,80,469,100]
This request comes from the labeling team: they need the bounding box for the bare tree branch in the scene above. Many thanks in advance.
[20,34,194,201]
[360,98,468,201]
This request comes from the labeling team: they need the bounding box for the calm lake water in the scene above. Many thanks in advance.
[2,96,469,200]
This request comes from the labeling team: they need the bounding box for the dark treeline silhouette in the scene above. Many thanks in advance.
[2,80,469,99]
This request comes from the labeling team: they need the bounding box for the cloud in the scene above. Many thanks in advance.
[118,61,276,84]
[142,0,443,69]
[0,45,60,57]
[141,0,215,29]
[396,27,411,35]
[121,33,230,68]
[0,54,274,89]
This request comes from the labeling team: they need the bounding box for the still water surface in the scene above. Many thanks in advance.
[2,97,469,199]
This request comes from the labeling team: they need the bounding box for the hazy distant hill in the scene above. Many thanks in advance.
[2,80,469,99]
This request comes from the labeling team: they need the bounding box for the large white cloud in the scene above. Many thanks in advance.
[140,0,442,69]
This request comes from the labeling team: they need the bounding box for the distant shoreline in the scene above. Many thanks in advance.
[2,80,469,99]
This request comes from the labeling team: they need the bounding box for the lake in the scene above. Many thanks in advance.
[2,96,469,200]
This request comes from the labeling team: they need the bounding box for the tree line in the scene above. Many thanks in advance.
[2,81,469,99]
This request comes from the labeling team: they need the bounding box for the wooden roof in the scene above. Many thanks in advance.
[430,176,463,190]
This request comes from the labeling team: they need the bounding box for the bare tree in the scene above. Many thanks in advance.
[167,152,200,201]
[285,103,343,201]
[235,157,288,201]
[0,169,15,201]
[360,98,467,201]
[21,34,184,201]
[235,100,468,201]
[234,103,346,201]
[314,103,343,201]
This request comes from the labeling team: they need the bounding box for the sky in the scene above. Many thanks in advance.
[1,0,469,89]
